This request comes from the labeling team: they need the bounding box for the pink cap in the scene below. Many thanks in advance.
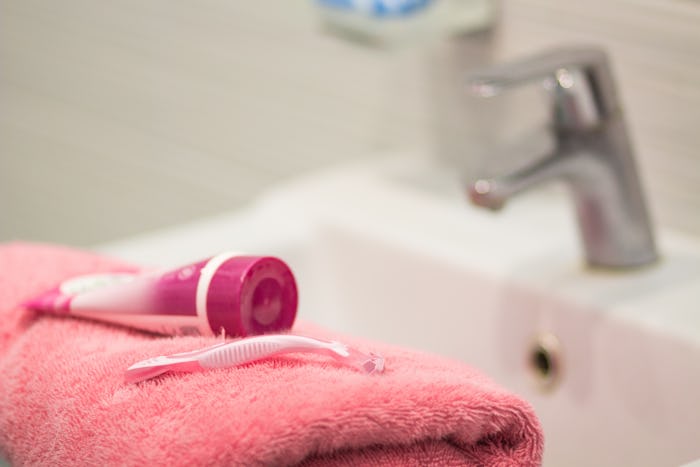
[205,256,298,337]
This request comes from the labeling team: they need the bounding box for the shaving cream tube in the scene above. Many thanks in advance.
[24,252,298,337]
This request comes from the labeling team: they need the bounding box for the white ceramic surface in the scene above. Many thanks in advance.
[101,154,700,467]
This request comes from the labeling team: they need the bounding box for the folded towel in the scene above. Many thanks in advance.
[0,243,543,466]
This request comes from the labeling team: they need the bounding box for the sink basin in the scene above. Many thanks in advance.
[101,154,700,467]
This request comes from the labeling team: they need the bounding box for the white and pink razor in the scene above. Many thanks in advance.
[125,334,385,384]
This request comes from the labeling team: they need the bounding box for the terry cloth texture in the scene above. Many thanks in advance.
[0,243,543,466]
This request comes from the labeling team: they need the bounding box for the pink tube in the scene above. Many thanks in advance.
[23,252,298,337]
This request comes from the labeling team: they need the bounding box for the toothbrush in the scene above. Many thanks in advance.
[125,334,385,384]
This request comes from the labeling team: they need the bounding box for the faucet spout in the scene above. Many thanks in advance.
[469,150,576,211]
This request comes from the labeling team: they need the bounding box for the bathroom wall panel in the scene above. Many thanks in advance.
[1,0,698,244]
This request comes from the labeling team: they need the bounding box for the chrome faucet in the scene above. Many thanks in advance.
[466,46,658,269]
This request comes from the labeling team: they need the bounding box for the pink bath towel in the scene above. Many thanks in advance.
[0,243,543,466]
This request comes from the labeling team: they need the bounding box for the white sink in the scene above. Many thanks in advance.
[101,154,700,467]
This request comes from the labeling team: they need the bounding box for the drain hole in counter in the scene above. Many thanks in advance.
[528,333,562,392]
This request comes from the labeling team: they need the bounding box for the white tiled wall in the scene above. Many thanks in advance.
[1,0,698,245]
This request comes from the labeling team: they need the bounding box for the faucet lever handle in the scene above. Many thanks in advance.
[467,46,620,129]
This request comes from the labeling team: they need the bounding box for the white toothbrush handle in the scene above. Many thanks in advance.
[198,335,382,372]
[197,335,321,368]
[125,334,384,384]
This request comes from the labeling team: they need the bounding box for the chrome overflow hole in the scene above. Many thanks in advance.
[527,332,562,393]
